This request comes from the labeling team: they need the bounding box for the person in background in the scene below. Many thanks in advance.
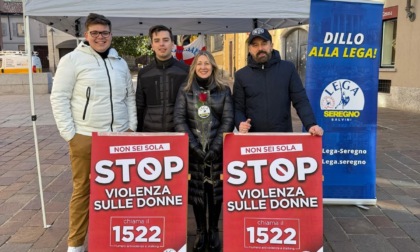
[136,25,189,132]
[174,51,234,252]
[233,27,323,136]
[50,13,136,252]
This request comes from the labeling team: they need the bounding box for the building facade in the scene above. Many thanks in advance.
[1,0,50,71]
[378,0,420,112]
[209,0,420,113]
[5,0,418,111]
[207,26,310,90]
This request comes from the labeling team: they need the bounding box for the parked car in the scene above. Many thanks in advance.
[0,51,42,74]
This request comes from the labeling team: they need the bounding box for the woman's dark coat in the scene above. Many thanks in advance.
[174,80,234,207]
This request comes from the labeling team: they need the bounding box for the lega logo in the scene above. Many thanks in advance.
[163,249,176,252]
[320,79,365,110]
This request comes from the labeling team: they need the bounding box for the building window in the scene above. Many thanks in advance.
[39,23,47,37]
[381,6,398,68]
[208,34,223,52]
[378,79,391,93]
[17,23,25,37]
[381,19,396,68]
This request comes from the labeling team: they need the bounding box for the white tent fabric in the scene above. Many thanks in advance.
[22,0,384,228]
[25,0,382,36]
[25,0,311,36]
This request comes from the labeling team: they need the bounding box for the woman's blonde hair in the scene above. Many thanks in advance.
[184,50,230,91]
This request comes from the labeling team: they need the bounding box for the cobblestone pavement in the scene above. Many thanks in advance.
[0,94,420,251]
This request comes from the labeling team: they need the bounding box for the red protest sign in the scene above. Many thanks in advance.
[223,133,323,252]
[89,132,189,252]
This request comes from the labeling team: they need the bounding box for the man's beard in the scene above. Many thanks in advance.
[254,50,272,63]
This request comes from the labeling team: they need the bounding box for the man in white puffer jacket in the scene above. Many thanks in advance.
[50,13,136,252]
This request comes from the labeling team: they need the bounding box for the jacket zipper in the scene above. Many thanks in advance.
[83,87,91,120]
[162,73,169,130]
[155,80,159,102]
[103,58,114,131]
[263,65,268,126]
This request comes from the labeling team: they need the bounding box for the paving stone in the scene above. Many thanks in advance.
[42,164,67,177]
[360,205,384,216]
[391,179,419,188]
[8,226,44,243]
[3,182,28,192]
[382,209,420,223]
[11,161,37,171]
[381,186,407,196]
[9,210,39,223]
[367,215,396,228]
[31,227,67,249]
[0,202,24,215]
[399,222,420,241]
[337,217,377,235]
[0,235,10,247]
[322,240,334,252]
[323,207,333,219]
[49,215,68,229]
[405,204,420,215]
[375,188,394,201]
[0,176,18,186]
[326,205,364,218]
[323,218,349,242]
[377,199,406,211]
[0,190,16,200]
[327,240,358,252]
[379,227,410,238]
[44,200,68,212]
[17,174,37,183]
[0,215,11,226]
[376,177,394,187]
[25,212,61,228]
[0,221,24,236]
[53,240,68,252]
[0,155,14,162]
[28,248,54,252]
[388,237,420,252]
[350,234,397,252]
[6,193,37,205]
[50,192,70,203]
[394,195,420,206]
[0,243,32,252]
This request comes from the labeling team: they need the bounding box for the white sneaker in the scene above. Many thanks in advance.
[67,245,84,252]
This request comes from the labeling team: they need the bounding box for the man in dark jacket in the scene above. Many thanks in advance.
[233,28,323,136]
[136,25,189,132]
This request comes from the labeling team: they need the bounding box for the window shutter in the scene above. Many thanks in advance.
[1,23,8,36]
[12,23,17,37]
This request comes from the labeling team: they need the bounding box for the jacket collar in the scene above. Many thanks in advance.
[76,41,120,59]
[191,79,217,93]
[154,57,176,69]
[247,49,281,69]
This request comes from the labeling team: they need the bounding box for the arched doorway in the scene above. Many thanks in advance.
[284,29,308,86]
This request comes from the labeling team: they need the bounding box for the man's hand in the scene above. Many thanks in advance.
[309,125,324,136]
[239,119,252,133]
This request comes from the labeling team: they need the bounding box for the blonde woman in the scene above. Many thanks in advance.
[174,51,234,252]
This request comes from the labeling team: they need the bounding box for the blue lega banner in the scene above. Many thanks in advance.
[306,0,383,203]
